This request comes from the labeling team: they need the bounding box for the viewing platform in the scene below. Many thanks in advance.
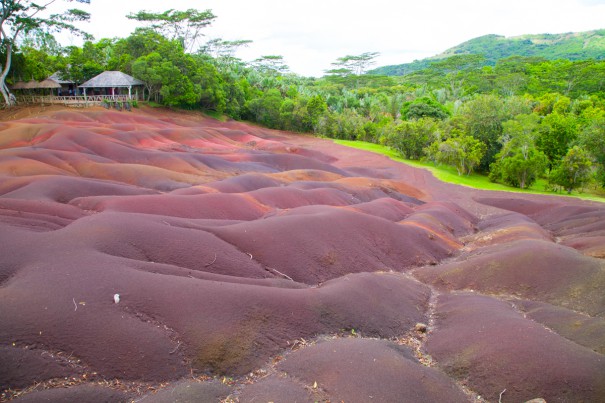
[15,95,137,108]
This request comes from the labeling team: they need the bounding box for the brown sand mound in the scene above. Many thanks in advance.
[2,107,605,401]
[561,235,605,258]
[71,192,270,220]
[291,179,423,204]
[426,293,605,402]
[475,196,558,216]
[248,186,354,209]
[11,384,129,403]
[477,197,605,257]
[236,375,312,403]
[414,239,605,315]
[207,206,456,284]
[0,175,158,203]
[514,300,605,354]
[463,211,553,248]
[141,380,231,403]
[0,346,77,391]
[278,337,469,403]
[347,197,415,221]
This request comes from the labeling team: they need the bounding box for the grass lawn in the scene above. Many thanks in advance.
[334,139,605,203]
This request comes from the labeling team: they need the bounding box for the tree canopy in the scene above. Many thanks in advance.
[0,0,91,105]
[126,8,216,52]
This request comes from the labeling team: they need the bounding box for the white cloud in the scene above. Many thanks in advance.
[63,0,605,76]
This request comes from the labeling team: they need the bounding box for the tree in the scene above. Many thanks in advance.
[489,113,547,188]
[499,113,540,159]
[328,52,380,76]
[131,52,164,102]
[0,0,91,106]
[383,118,442,160]
[251,55,289,75]
[536,112,578,170]
[306,94,327,130]
[460,94,532,172]
[13,44,57,81]
[549,146,592,193]
[200,37,252,72]
[459,94,504,171]
[401,97,450,121]
[107,28,168,73]
[489,148,548,189]
[578,117,605,187]
[126,8,216,53]
[246,88,283,128]
[428,134,486,175]
[428,54,486,75]
[201,38,251,60]
[58,43,103,84]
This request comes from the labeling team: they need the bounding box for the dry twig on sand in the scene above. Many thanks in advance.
[204,253,217,267]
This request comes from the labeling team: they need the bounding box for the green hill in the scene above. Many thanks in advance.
[372,29,605,76]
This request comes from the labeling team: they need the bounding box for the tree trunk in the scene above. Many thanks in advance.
[0,41,15,107]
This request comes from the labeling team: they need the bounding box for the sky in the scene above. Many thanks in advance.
[60,0,605,77]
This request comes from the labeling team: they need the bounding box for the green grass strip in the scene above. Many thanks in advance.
[334,139,605,203]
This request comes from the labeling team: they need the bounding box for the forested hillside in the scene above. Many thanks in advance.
[371,29,605,76]
[4,10,605,194]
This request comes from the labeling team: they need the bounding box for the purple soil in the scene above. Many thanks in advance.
[278,338,469,403]
[1,106,604,401]
[236,375,312,403]
[426,293,605,402]
[206,206,456,284]
[476,196,605,256]
[514,299,605,354]
[11,385,129,403]
[0,346,78,391]
[466,211,553,247]
[141,380,232,403]
[414,239,605,315]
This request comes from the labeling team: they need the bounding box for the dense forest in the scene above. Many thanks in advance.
[3,6,605,193]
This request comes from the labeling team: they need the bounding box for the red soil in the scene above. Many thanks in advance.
[1,106,604,401]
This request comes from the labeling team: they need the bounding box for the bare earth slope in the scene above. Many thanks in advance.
[0,106,604,402]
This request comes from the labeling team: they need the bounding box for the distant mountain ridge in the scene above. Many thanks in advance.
[371,29,605,76]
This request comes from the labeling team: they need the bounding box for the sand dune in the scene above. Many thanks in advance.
[1,107,604,402]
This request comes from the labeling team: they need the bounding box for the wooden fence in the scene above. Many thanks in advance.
[16,94,137,108]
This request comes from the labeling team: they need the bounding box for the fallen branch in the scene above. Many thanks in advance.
[499,388,506,403]
[204,253,217,267]
[72,298,77,312]
[169,341,181,354]
[246,253,253,260]
[268,267,293,281]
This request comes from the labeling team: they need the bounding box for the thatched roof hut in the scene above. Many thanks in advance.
[10,81,28,90]
[48,72,74,85]
[79,71,144,99]
[80,71,143,91]
[38,79,62,89]
[23,80,39,89]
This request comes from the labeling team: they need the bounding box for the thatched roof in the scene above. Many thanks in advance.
[23,80,39,89]
[10,81,28,90]
[38,78,62,89]
[80,71,145,88]
[49,72,74,85]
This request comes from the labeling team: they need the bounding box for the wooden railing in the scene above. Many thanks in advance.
[16,94,137,107]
